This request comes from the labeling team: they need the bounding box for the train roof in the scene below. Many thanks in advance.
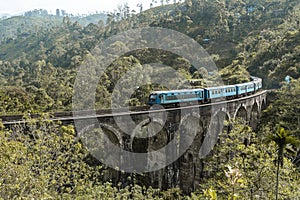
[150,88,204,95]
[235,82,254,86]
[150,84,238,94]
[149,77,262,96]
[205,85,236,90]
[250,76,262,81]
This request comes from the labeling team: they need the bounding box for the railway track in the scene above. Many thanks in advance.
[0,90,268,126]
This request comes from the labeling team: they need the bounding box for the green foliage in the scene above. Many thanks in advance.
[266,127,300,166]
[219,63,250,84]
[3,0,283,113]
[260,76,300,199]
[262,78,300,135]
[0,118,187,199]
[0,119,101,198]
[0,86,38,114]
[0,11,107,44]
[265,126,300,200]
[1,1,300,198]
[202,187,217,200]
[197,119,300,199]
[237,1,300,88]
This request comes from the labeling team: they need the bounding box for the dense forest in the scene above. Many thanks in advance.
[1,0,300,113]
[0,0,300,199]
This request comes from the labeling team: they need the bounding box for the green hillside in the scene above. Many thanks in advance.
[1,1,300,199]
[0,0,300,113]
[0,9,107,44]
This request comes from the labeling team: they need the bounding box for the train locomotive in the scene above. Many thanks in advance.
[148,76,262,105]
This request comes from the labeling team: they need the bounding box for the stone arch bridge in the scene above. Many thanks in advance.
[72,91,267,193]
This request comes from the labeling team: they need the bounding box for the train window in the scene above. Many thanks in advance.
[166,95,177,101]
[149,94,156,101]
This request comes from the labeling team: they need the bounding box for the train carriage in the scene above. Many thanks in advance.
[204,85,237,101]
[204,86,226,101]
[224,85,237,99]
[148,89,205,105]
[247,82,255,94]
[253,78,262,91]
[235,82,254,96]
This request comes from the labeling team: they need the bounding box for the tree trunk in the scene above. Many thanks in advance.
[275,157,280,200]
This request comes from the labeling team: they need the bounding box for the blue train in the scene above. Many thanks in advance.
[148,76,262,105]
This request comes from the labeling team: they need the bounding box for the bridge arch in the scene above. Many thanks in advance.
[130,118,169,153]
[100,123,123,147]
[261,99,267,110]
[130,119,150,151]
[77,123,123,168]
[178,113,203,154]
[78,123,123,147]
[178,113,204,194]
[234,105,248,122]
[199,110,230,158]
[249,102,260,130]
[147,122,169,152]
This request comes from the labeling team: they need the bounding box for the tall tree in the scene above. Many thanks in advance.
[266,127,300,200]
